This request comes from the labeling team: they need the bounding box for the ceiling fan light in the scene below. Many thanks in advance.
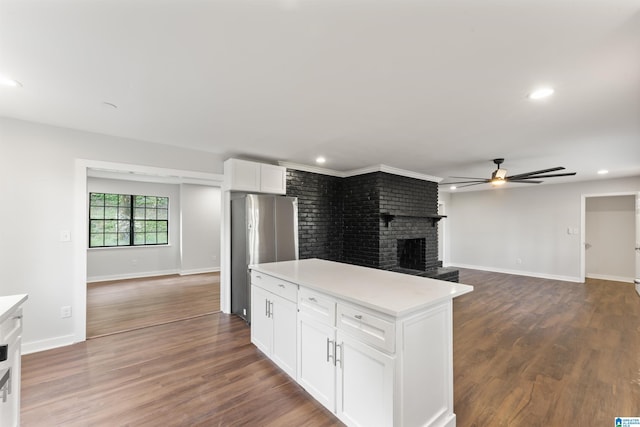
[491,178,506,186]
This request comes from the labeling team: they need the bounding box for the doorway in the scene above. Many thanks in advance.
[73,160,224,344]
[583,194,636,283]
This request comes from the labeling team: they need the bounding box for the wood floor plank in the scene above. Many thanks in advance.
[22,269,640,426]
[87,273,220,338]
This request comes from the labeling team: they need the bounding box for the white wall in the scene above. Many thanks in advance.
[448,176,640,281]
[585,195,635,282]
[0,117,224,353]
[87,178,181,281]
[180,184,221,274]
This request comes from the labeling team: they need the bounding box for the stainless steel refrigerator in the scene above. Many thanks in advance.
[231,194,299,322]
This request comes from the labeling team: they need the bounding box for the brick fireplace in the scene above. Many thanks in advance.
[286,169,458,282]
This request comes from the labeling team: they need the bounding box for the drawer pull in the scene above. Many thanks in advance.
[354,314,363,320]
[278,284,285,288]
[335,343,343,368]
[326,338,334,364]
[308,297,317,303]
[256,275,262,279]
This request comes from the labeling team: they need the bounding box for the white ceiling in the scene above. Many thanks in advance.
[1,0,639,190]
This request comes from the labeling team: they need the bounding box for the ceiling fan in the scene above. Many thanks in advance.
[443,158,577,188]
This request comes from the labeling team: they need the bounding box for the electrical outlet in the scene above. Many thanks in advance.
[60,306,72,318]
[60,230,71,242]
[516,258,523,265]
[212,255,217,261]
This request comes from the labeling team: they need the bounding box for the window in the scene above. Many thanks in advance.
[89,193,169,247]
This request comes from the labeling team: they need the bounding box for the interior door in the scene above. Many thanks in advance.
[635,193,640,296]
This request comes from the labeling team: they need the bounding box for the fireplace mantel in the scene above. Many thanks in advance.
[380,212,447,227]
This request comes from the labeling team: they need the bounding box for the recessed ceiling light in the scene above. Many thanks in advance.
[597,169,609,175]
[449,186,457,190]
[528,87,554,100]
[0,76,22,88]
[316,156,326,164]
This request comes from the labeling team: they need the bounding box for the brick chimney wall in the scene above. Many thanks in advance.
[286,169,440,273]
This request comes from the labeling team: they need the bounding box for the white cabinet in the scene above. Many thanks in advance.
[250,274,297,378]
[250,260,470,427]
[297,312,336,410]
[0,295,27,427]
[336,331,394,427]
[297,291,395,427]
[224,159,286,194]
[259,163,287,194]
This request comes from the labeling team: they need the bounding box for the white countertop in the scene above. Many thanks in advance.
[250,259,473,317]
[0,294,28,323]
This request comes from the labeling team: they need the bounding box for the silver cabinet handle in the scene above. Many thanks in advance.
[278,284,285,288]
[326,338,334,364]
[265,299,269,317]
[269,301,274,318]
[354,314,363,320]
[309,297,317,303]
[256,275,262,279]
[335,343,343,368]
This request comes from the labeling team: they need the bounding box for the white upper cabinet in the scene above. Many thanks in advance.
[224,159,286,194]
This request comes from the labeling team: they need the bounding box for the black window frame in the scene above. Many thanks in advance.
[89,192,169,248]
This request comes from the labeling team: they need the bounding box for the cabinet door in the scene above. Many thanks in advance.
[271,295,297,379]
[227,159,260,191]
[250,285,272,356]
[260,164,286,195]
[336,332,394,427]
[297,312,336,412]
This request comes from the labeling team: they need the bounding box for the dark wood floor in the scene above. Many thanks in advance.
[22,269,639,426]
[453,269,640,426]
[87,273,220,338]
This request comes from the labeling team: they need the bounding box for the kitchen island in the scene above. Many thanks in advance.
[249,258,472,427]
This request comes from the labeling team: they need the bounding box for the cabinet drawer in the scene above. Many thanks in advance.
[299,287,336,326]
[337,304,395,353]
[251,271,298,303]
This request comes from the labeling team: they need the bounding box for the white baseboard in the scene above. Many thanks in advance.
[585,273,634,283]
[180,267,220,276]
[449,263,582,283]
[22,334,76,355]
[87,269,180,283]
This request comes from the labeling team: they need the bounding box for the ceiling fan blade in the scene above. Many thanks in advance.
[455,182,488,188]
[449,176,488,180]
[506,167,565,180]
[440,179,490,185]
[508,179,543,184]
[514,172,577,179]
